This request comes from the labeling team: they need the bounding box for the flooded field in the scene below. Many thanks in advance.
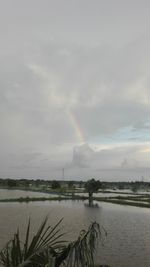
[0,191,150,267]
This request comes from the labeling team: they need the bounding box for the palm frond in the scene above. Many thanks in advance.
[0,217,106,267]
[63,222,105,267]
[0,216,66,267]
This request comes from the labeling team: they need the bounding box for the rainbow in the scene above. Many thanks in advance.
[67,109,85,144]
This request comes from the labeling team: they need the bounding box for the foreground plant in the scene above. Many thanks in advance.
[0,216,106,267]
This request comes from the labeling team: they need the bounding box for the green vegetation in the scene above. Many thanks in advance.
[1,178,150,209]
[94,194,150,208]
[1,178,150,193]
[85,179,102,206]
[1,194,150,209]
[96,197,150,208]
[51,180,61,190]
[0,195,87,203]
[7,179,17,188]
[0,216,106,267]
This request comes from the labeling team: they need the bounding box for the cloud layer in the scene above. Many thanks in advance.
[0,0,150,180]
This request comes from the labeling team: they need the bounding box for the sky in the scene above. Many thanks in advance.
[0,0,150,181]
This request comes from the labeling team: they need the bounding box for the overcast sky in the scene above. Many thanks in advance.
[0,0,150,181]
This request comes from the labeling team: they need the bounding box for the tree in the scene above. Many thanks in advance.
[51,180,61,190]
[7,179,17,188]
[85,178,102,206]
[0,216,106,267]
[67,181,74,189]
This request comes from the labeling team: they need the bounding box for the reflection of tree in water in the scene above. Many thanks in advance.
[84,202,99,208]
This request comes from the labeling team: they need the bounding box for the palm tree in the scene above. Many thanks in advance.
[0,216,106,267]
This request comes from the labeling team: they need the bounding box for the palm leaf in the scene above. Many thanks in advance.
[0,216,66,267]
[0,217,105,267]
[37,218,64,248]
[24,216,49,258]
[62,222,105,267]
[23,219,30,258]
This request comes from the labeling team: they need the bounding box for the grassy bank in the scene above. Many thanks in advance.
[0,195,87,203]
[0,195,150,209]
[95,197,150,208]
[1,187,150,209]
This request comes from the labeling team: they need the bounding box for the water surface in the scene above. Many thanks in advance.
[0,188,58,199]
[0,195,150,267]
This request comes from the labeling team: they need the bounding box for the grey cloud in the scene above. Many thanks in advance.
[0,1,150,179]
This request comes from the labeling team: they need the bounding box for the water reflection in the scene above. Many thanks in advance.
[0,189,57,199]
[0,197,150,267]
[84,202,100,208]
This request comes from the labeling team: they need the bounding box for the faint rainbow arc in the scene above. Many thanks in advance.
[67,109,85,144]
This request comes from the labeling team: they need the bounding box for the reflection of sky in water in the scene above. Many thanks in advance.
[0,189,58,199]
[77,192,138,197]
[0,201,150,267]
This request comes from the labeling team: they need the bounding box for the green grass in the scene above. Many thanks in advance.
[1,187,150,209]
[0,195,87,203]
[95,197,150,208]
